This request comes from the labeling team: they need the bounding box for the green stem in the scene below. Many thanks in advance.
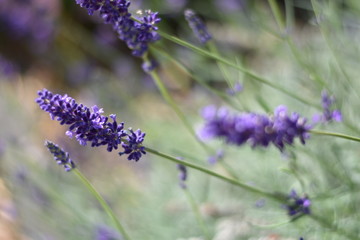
[268,0,286,30]
[145,147,281,201]
[144,55,240,181]
[158,30,320,109]
[183,189,211,240]
[146,63,200,143]
[73,169,132,240]
[310,0,360,102]
[149,45,240,110]
[310,129,360,143]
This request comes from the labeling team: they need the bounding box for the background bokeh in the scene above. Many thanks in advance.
[1,0,360,239]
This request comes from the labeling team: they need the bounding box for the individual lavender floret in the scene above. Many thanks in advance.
[199,105,312,152]
[184,9,212,44]
[36,89,146,161]
[119,128,146,161]
[74,0,161,57]
[285,190,311,216]
[45,141,76,172]
[177,164,187,189]
[313,90,342,123]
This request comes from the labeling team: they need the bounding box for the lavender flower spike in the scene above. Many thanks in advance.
[45,141,76,172]
[185,9,212,44]
[75,0,161,57]
[36,89,146,161]
[199,105,312,152]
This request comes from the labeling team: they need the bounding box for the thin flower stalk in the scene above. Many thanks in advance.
[157,30,320,109]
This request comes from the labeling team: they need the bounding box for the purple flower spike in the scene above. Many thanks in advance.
[36,89,146,161]
[285,190,311,216]
[200,105,312,152]
[45,141,76,172]
[184,9,212,44]
[74,0,160,57]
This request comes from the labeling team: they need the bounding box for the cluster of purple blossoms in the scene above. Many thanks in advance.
[285,190,311,216]
[45,141,76,172]
[75,0,161,57]
[199,105,312,152]
[184,9,212,44]
[313,90,342,123]
[36,89,146,161]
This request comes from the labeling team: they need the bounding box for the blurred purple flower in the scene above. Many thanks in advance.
[184,9,212,44]
[0,0,56,51]
[75,0,161,57]
[177,164,187,189]
[0,55,18,78]
[207,149,224,165]
[95,225,122,240]
[226,82,243,96]
[199,105,312,152]
[313,90,342,123]
[36,89,146,161]
[285,190,311,216]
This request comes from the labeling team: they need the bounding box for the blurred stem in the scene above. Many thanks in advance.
[149,45,241,110]
[268,0,286,30]
[183,189,211,240]
[310,130,360,143]
[144,55,240,181]
[310,0,357,92]
[144,57,203,147]
[73,169,132,240]
[206,41,247,111]
[310,214,359,240]
[145,147,281,201]
[206,41,233,88]
[158,30,320,109]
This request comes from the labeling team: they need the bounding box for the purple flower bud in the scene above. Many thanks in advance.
[314,90,342,123]
[184,9,212,44]
[45,141,76,172]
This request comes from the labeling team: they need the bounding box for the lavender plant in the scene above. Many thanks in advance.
[3,0,360,239]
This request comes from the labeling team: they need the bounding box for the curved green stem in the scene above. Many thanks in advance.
[73,169,132,240]
[310,129,360,143]
[158,30,320,109]
[145,146,281,201]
